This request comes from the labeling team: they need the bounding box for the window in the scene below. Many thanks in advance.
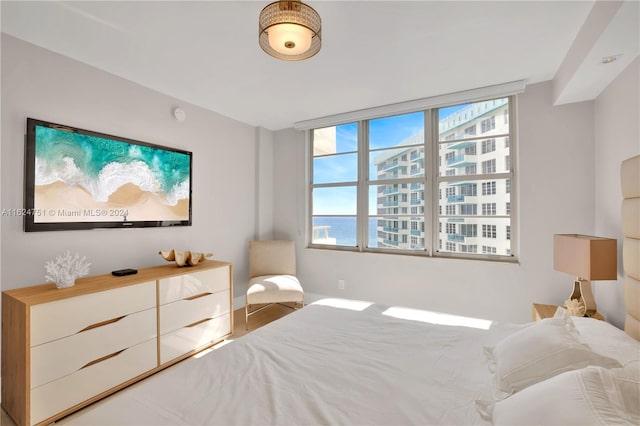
[506,225,511,240]
[465,164,477,175]
[310,123,358,246]
[482,181,496,195]
[481,139,496,154]
[460,224,477,237]
[482,224,497,238]
[460,183,477,196]
[482,246,497,254]
[461,244,477,253]
[481,116,495,133]
[482,203,496,215]
[460,204,477,215]
[309,96,515,259]
[482,159,496,174]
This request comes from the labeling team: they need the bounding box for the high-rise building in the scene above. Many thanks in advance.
[375,98,511,255]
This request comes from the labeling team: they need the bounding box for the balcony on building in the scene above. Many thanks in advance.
[382,186,400,195]
[446,140,476,150]
[447,234,466,242]
[410,151,424,164]
[446,153,477,168]
[380,161,407,175]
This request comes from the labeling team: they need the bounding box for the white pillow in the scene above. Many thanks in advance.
[484,312,621,399]
[476,366,640,425]
[613,361,640,416]
[572,316,640,366]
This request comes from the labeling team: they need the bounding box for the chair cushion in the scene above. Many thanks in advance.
[247,275,304,305]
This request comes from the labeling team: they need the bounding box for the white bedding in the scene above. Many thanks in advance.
[64,299,525,425]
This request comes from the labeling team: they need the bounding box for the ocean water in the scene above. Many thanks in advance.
[35,125,190,204]
[313,216,378,247]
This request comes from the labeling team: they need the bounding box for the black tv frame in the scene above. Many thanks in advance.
[24,118,193,232]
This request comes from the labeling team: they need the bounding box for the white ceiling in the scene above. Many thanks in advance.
[1,1,634,130]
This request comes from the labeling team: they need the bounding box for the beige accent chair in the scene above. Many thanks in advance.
[246,240,304,329]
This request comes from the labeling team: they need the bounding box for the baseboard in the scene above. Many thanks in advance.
[233,292,329,311]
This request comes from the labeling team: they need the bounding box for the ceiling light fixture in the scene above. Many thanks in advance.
[259,0,321,61]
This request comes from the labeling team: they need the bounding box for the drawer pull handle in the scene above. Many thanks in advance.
[79,315,126,333]
[81,349,126,369]
[185,292,212,301]
[185,318,212,328]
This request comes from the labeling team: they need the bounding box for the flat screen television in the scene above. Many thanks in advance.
[24,118,192,232]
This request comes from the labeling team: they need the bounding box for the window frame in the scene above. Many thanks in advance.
[307,95,517,262]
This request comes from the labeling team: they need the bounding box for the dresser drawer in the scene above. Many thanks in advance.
[30,281,156,346]
[30,338,157,425]
[158,266,230,305]
[159,290,230,335]
[160,313,231,363]
[31,307,157,389]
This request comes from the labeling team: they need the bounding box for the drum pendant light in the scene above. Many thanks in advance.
[259,0,321,61]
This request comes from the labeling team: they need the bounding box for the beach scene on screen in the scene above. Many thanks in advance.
[33,125,190,223]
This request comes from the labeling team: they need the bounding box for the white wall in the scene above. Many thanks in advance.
[593,57,640,328]
[1,34,257,297]
[273,81,597,323]
[255,127,274,241]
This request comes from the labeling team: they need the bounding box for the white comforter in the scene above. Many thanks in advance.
[65,299,524,425]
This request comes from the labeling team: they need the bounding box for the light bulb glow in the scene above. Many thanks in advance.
[268,23,312,55]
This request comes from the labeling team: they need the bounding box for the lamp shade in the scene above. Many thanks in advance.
[553,234,617,280]
[267,23,313,55]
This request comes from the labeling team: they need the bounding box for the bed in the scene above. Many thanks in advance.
[62,156,640,425]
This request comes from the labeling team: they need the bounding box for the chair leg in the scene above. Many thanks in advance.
[245,304,249,331]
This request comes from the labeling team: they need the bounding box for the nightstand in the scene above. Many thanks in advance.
[532,303,605,322]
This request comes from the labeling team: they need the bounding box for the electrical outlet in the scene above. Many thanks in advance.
[338,279,345,290]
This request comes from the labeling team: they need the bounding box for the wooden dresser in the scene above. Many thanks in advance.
[2,260,232,426]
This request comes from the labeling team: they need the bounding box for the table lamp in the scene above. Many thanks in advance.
[553,234,617,316]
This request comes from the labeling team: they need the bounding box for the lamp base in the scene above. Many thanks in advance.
[568,278,597,315]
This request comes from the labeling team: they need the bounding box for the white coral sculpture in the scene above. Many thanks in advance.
[45,251,91,289]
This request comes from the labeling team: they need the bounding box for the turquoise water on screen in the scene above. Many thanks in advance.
[35,125,190,204]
